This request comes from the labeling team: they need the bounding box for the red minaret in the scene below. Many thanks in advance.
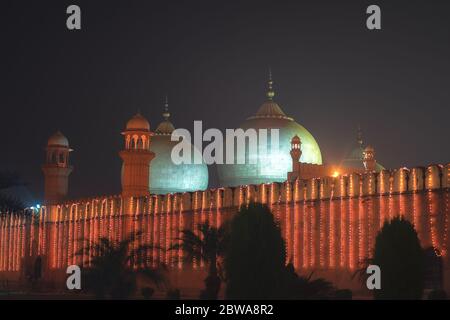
[119,113,155,197]
[290,135,302,170]
[288,135,302,181]
[42,131,73,205]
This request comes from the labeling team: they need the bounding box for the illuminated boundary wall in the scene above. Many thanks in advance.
[0,164,449,294]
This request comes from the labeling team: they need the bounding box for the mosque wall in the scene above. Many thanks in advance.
[290,162,365,181]
[0,163,449,294]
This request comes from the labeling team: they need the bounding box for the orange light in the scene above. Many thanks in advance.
[332,171,340,178]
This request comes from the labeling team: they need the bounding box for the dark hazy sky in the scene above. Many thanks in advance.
[1,0,449,201]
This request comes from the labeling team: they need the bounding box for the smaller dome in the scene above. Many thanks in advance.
[155,120,175,135]
[126,113,150,131]
[341,129,384,172]
[155,97,175,135]
[48,131,69,147]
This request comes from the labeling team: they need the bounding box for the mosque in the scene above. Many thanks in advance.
[0,75,449,296]
[42,75,384,203]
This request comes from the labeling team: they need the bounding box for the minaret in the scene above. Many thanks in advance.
[288,135,302,181]
[119,113,155,197]
[363,145,376,172]
[42,131,73,205]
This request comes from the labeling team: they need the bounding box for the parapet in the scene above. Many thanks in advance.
[30,163,450,221]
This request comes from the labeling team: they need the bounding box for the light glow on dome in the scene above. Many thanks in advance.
[217,74,323,186]
[149,135,208,194]
[217,113,323,187]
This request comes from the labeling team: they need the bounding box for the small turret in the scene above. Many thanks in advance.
[42,131,73,205]
[288,135,302,181]
[363,145,376,172]
[119,113,155,197]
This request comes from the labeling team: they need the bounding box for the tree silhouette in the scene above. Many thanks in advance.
[370,217,425,299]
[77,233,167,299]
[0,171,24,212]
[224,202,286,299]
[171,221,227,299]
[282,263,335,299]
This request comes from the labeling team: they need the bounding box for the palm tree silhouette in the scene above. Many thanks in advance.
[76,232,167,299]
[283,263,335,299]
[170,221,227,299]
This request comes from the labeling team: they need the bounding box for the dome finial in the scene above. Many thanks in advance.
[266,67,275,100]
[357,124,363,147]
[162,95,170,120]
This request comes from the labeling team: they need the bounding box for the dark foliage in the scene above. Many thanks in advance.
[224,202,286,299]
[0,194,25,212]
[171,221,227,299]
[282,263,335,299]
[427,289,447,300]
[0,171,24,212]
[334,289,353,300]
[141,287,154,299]
[370,217,425,299]
[166,288,181,300]
[76,233,167,299]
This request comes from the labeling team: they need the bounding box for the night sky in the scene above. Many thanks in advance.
[1,0,449,202]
